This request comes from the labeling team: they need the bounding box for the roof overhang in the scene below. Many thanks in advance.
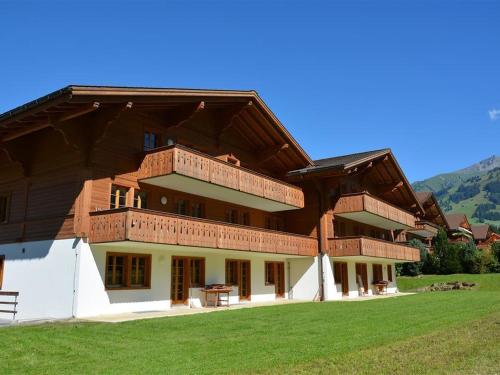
[288,149,425,216]
[0,85,313,170]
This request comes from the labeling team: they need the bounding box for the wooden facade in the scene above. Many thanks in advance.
[0,86,424,265]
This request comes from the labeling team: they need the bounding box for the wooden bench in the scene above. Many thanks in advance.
[0,291,19,319]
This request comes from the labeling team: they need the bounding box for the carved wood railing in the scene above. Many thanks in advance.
[328,236,420,262]
[410,221,440,237]
[333,192,416,228]
[137,145,304,208]
[89,208,317,256]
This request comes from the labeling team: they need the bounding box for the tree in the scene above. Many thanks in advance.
[399,239,427,276]
[460,240,481,274]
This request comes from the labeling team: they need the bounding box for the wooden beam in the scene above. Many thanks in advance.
[256,143,289,165]
[215,101,253,146]
[164,101,205,129]
[378,180,404,193]
[94,102,133,145]
[1,102,101,143]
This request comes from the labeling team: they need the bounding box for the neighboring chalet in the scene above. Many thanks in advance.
[445,213,474,243]
[0,86,420,321]
[287,149,421,298]
[412,191,450,248]
[471,224,500,250]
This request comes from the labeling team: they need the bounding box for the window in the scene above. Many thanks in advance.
[333,262,343,284]
[189,258,205,287]
[0,194,10,223]
[191,202,205,218]
[144,130,161,151]
[0,255,4,290]
[241,212,250,226]
[387,264,393,282]
[275,217,284,231]
[133,190,148,209]
[225,260,239,286]
[106,254,126,288]
[372,264,383,283]
[225,208,239,224]
[176,199,189,215]
[265,262,276,285]
[110,185,128,209]
[105,253,151,289]
[265,217,272,230]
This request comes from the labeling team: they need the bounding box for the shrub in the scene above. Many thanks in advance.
[398,239,428,276]
[460,241,482,274]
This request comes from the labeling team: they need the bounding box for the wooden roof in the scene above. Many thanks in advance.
[471,224,491,240]
[445,213,471,231]
[0,85,313,170]
[287,148,424,216]
[415,191,449,229]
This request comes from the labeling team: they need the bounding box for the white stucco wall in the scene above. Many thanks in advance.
[0,239,78,321]
[75,243,316,318]
[324,258,398,300]
[289,256,319,300]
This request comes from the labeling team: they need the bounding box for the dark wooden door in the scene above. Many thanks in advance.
[334,262,349,296]
[171,257,188,304]
[355,263,368,292]
[275,262,285,297]
[239,260,251,300]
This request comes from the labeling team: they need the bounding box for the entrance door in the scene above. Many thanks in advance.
[275,262,285,298]
[239,260,251,300]
[171,257,188,304]
[355,263,368,293]
[265,261,285,298]
[334,262,349,296]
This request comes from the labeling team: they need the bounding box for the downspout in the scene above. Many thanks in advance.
[313,178,325,302]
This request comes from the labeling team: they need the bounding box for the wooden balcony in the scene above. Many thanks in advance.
[137,145,304,211]
[407,220,440,239]
[328,236,420,262]
[89,208,317,257]
[333,193,416,230]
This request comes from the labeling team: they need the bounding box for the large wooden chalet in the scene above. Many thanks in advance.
[0,86,439,320]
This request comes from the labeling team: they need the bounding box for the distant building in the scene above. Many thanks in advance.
[445,213,474,243]
[471,224,500,250]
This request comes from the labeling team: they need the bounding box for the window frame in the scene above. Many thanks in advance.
[175,198,190,216]
[0,193,11,224]
[265,261,276,285]
[133,190,148,209]
[372,263,383,283]
[143,128,162,151]
[110,185,129,209]
[105,252,152,290]
[225,259,239,286]
[189,257,205,288]
[191,201,205,218]
[225,207,239,224]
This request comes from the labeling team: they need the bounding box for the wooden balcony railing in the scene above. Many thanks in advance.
[137,145,304,209]
[408,221,440,238]
[333,192,416,229]
[328,236,420,262]
[89,208,317,257]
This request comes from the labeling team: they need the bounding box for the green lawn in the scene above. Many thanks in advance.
[1,274,499,374]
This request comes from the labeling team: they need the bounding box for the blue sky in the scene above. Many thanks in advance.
[1,0,498,182]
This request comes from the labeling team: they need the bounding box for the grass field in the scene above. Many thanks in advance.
[1,274,499,374]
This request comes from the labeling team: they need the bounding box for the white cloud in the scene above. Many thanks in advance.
[489,108,500,120]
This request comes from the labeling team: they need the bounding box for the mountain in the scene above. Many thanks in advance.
[412,156,500,227]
